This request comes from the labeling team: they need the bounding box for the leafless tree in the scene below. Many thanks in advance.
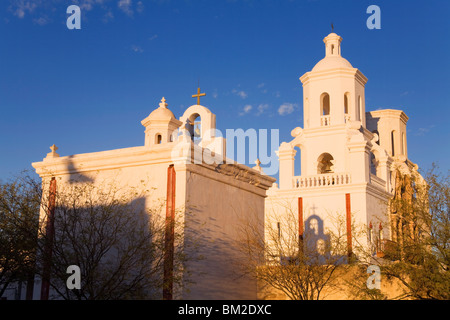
[0,173,40,298]
[237,203,356,300]
[2,173,198,300]
[36,178,197,300]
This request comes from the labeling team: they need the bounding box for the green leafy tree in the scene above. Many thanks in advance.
[381,164,449,299]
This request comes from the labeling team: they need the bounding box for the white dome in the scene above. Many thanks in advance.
[141,97,179,129]
[147,106,176,121]
[146,97,177,121]
[312,55,353,72]
[310,32,354,72]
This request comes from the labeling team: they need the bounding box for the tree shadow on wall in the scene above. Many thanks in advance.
[65,155,94,184]
[37,190,177,300]
[182,203,256,299]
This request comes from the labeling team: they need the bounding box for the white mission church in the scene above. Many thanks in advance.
[30,32,423,300]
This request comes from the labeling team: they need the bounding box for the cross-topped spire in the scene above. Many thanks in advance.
[192,87,206,105]
[159,97,168,108]
[50,144,58,153]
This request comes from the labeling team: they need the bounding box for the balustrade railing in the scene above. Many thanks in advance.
[293,172,351,188]
[320,115,331,126]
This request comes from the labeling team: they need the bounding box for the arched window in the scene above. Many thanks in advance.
[370,152,377,175]
[402,132,406,155]
[321,93,330,116]
[391,130,396,156]
[156,134,162,144]
[344,93,351,123]
[294,145,302,176]
[320,93,330,126]
[331,44,335,55]
[317,153,334,174]
[344,94,349,115]
[357,95,362,121]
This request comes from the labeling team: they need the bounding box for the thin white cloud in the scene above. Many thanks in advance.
[131,45,143,53]
[118,0,133,16]
[8,0,141,22]
[102,10,114,23]
[256,104,269,116]
[257,83,267,93]
[10,0,40,18]
[136,0,144,13]
[400,91,411,97]
[33,16,49,25]
[78,0,96,11]
[238,91,247,99]
[73,0,108,11]
[415,124,435,136]
[149,34,158,41]
[232,89,248,99]
[278,103,296,116]
[239,104,252,116]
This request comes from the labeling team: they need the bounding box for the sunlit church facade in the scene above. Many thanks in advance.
[16,32,423,300]
[265,32,423,264]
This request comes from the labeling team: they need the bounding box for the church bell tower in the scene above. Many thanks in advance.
[300,33,368,130]
[292,33,370,179]
[141,97,183,147]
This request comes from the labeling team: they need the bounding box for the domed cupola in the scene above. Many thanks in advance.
[312,33,353,72]
[141,97,182,147]
[300,33,368,129]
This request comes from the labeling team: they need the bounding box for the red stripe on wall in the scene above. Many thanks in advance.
[345,193,352,258]
[298,197,303,240]
[40,177,56,300]
[163,165,176,300]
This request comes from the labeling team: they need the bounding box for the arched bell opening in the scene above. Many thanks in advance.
[187,113,202,144]
[317,153,334,174]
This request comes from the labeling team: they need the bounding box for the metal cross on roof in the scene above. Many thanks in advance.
[192,87,206,105]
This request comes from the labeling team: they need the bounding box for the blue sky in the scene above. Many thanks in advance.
[0,0,449,181]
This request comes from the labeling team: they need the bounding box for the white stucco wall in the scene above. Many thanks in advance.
[32,135,275,300]
[181,163,269,299]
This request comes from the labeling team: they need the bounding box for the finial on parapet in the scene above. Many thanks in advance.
[253,158,263,173]
[46,144,60,158]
